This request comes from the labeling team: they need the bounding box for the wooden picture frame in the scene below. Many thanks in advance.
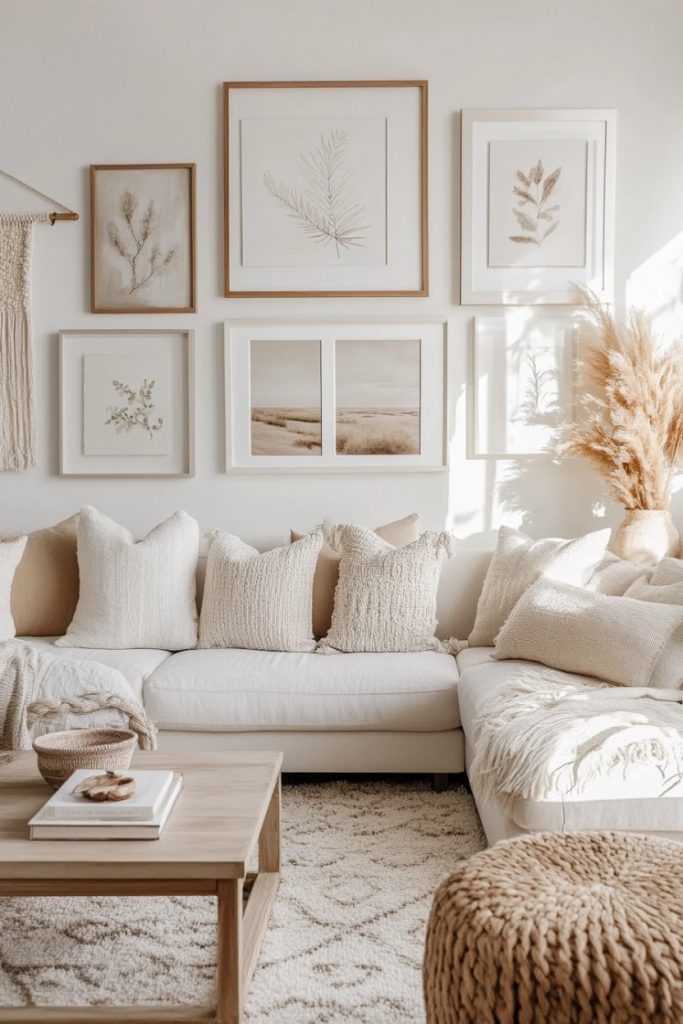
[223,81,428,298]
[90,164,197,313]
[59,329,195,477]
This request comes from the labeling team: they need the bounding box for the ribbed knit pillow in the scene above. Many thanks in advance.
[624,579,683,605]
[56,507,199,650]
[651,557,683,586]
[317,525,454,654]
[493,577,683,688]
[1,536,27,641]
[199,529,323,652]
[468,526,611,647]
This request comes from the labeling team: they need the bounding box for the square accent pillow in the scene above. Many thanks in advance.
[651,558,683,586]
[317,524,454,654]
[7,514,80,636]
[586,553,652,596]
[291,513,419,639]
[468,526,611,647]
[199,529,323,652]
[1,536,27,641]
[493,577,683,689]
[624,578,683,605]
[57,507,199,650]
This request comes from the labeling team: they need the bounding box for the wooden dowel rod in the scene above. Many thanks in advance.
[49,212,79,223]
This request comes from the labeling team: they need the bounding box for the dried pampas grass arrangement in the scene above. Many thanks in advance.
[566,292,683,511]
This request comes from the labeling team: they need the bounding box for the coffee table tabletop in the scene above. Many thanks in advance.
[0,749,283,1024]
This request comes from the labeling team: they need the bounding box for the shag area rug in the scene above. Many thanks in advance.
[0,780,485,1023]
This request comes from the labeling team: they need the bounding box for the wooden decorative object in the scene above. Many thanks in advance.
[73,771,136,802]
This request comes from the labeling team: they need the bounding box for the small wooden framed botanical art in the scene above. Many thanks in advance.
[223,82,429,297]
[225,320,447,471]
[90,164,197,313]
[461,109,616,304]
[59,330,195,477]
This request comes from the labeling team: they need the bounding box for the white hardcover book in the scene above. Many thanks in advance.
[41,769,175,821]
[29,775,183,840]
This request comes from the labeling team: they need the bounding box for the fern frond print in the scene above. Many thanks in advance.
[264,129,368,257]
[509,160,561,248]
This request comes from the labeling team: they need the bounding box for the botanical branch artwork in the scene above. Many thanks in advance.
[264,129,368,257]
[515,350,563,431]
[107,191,177,294]
[105,378,163,440]
[510,160,561,248]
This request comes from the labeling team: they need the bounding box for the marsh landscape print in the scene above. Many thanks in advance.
[250,339,322,455]
[335,339,421,455]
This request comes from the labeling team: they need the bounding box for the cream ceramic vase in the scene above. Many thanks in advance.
[613,509,680,566]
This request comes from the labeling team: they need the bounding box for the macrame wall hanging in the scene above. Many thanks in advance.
[0,170,78,471]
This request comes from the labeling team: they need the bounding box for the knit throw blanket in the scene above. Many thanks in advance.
[470,666,683,808]
[0,639,156,751]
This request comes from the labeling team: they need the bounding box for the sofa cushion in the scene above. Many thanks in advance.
[144,649,460,732]
[456,646,493,674]
[8,515,80,636]
[23,637,172,701]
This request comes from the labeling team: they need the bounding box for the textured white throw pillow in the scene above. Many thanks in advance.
[493,577,683,689]
[651,557,683,586]
[57,507,199,651]
[0,536,27,641]
[624,578,683,605]
[317,525,454,654]
[468,526,611,647]
[587,553,652,596]
[199,529,323,652]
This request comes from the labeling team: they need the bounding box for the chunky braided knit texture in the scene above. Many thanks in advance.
[424,831,683,1024]
[199,529,322,652]
[0,536,27,641]
[27,691,157,749]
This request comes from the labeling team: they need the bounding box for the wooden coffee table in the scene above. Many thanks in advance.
[0,749,282,1024]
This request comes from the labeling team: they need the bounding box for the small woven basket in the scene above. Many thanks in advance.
[32,729,137,790]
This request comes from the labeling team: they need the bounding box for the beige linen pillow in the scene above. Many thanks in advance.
[8,514,79,636]
[493,577,683,689]
[199,529,323,652]
[624,579,683,605]
[1,536,28,641]
[651,558,683,586]
[317,525,453,654]
[586,553,652,596]
[291,513,419,639]
[57,507,199,650]
[468,526,611,647]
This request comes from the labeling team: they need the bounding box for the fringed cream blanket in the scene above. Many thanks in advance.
[470,667,683,808]
[0,213,49,470]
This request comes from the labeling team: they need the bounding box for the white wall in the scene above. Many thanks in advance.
[2,0,682,540]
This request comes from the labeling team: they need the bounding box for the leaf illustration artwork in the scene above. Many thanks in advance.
[264,129,368,257]
[107,191,177,294]
[105,378,163,440]
[509,160,561,248]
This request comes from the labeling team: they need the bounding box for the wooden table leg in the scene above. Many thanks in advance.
[259,776,281,873]
[216,878,243,1024]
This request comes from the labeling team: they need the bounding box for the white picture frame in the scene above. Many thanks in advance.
[225,320,447,472]
[461,109,616,304]
[59,330,195,477]
[470,315,576,458]
[223,82,428,297]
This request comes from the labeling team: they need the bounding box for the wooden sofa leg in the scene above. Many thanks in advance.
[432,773,449,792]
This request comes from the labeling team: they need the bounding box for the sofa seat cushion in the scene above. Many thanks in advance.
[458,659,683,836]
[456,646,493,674]
[144,649,460,732]
[20,637,172,701]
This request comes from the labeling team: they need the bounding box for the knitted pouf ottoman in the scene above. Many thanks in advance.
[424,831,683,1024]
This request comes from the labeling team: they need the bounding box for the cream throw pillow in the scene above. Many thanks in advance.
[468,526,611,647]
[57,507,199,651]
[624,579,683,605]
[651,558,683,586]
[1,536,27,641]
[199,529,323,652]
[586,553,651,596]
[317,525,454,654]
[493,578,683,688]
[291,513,419,639]
[8,514,80,636]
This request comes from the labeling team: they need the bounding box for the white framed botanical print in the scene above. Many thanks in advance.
[59,330,195,477]
[225,321,447,471]
[223,82,428,297]
[461,109,616,304]
[470,315,576,458]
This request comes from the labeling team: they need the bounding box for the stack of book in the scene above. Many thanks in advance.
[29,769,182,840]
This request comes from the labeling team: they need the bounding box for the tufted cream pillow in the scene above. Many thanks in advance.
[1,536,27,641]
[493,578,683,689]
[199,529,323,652]
[468,526,611,647]
[317,525,454,654]
[57,507,199,650]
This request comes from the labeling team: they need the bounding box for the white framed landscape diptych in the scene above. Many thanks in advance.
[461,109,616,304]
[59,330,195,477]
[470,315,576,458]
[223,82,428,296]
[225,321,447,471]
